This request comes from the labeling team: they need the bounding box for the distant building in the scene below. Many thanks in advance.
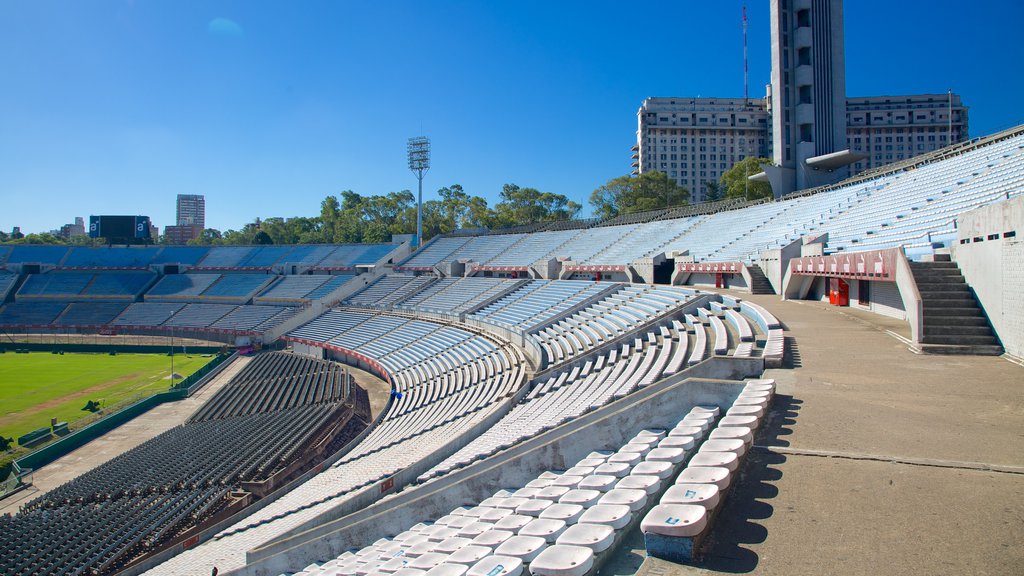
[59,217,86,239]
[172,194,205,243]
[164,225,202,245]
[846,94,968,173]
[634,0,969,199]
[176,194,205,229]
[632,97,770,202]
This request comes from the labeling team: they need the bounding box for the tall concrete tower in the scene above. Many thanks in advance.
[761,0,859,196]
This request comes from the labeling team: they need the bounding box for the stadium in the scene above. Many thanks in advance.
[0,121,1022,575]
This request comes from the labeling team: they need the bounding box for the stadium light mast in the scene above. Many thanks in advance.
[407,136,431,248]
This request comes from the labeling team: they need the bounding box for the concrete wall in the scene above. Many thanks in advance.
[239,358,763,576]
[952,196,1024,358]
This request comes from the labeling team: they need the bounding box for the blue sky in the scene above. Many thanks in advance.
[2,1,1022,234]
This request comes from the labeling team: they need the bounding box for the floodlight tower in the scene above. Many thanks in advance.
[407,136,431,247]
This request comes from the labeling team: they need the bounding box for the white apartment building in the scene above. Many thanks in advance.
[632,97,770,202]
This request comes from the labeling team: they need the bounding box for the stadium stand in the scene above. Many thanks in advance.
[150,246,211,265]
[200,273,276,302]
[53,302,130,326]
[61,246,161,269]
[0,302,71,326]
[0,352,370,576]
[313,244,402,270]
[145,273,222,300]
[162,303,239,328]
[5,245,70,265]
[111,302,187,326]
[255,274,356,305]
[0,271,20,301]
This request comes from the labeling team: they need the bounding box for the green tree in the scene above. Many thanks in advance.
[721,156,774,201]
[589,172,689,219]
[251,230,273,245]
[492,184,581,228]
[703,181,725,203]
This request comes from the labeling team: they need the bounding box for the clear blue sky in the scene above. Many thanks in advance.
[2,1,1022,234]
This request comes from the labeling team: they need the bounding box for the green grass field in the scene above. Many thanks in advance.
[0,352,209,443]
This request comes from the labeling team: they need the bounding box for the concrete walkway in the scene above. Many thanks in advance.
[638,293,1024,575]
[0,355,252,514]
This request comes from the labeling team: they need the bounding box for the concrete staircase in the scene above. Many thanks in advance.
[910,260,1003,355]
[747,265,776,295]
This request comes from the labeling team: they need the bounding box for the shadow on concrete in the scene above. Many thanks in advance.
[783,336,802,368]
[695,394,800,572]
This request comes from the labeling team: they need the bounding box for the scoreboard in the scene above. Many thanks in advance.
[88,215,152,241]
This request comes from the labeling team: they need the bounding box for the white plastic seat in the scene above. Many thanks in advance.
[558,489,603,508]
[434,537,473,555]
[607,452,642,466]
[447,545,492,566]
[535,486,572,501]
[718,415,758,428]
[526,478,555,489]
[661,483,721,509]
[555,523,615,553]
[593,462,630,478]
[426,527,461,542]
[492,514,534,534]
[645,447,686,464]
[539,503,585,524]
[355,560,384,575]
[494,535,548,563]
[519,518,568,543]
[456,521,495,539]
[471,529,515,549]
[668,425,704,438]
[423,564,469,576]
[550,475,585,489]
[679,415,713,431]
[623,440,655,456]
[614,474,661,495]
[409,553,449,571]
[700,438,747,456]
[585,450,613,461]
[577,504,632,529]
[380,557,412,573]
[689,451,739,471]
[635,428,668,440]
[515,499,553,517]
[575,458,605,468]
[495,497,530,510]
[675,466,731,489]
[630,460,674,480]
[406,540,439,558]
[466,555,523,576]
[737,389,772,401]
[733,395,770,409]
[726,404,765,419]
[528,544,595,576]
[657,436,695,451]
[597,488,648,511]
[577,475,618,493]
[641,504,707,537]
[691,405,721,418]
[564,466,596,477]
[479,508,513,523]
[709,425,754,445]
[512,488,541,499]
[392,568,427,576]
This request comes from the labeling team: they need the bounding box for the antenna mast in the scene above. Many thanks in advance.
[743,3,749,102]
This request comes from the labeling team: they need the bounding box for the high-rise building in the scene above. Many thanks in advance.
[176,194,205,229]
[60,217,86,239]
[763,0,852,195]
[634,0,969,199]
[632,98,770,201]
[846,93,968,173]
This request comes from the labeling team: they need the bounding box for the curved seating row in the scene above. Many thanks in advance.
[283,383,776,576]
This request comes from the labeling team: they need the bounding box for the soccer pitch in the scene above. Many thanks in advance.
[0,352,210,443]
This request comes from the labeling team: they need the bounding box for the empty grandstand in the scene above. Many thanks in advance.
[0,352,370,576]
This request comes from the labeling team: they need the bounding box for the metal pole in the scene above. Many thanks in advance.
[948,88,953,144]
[417,173,423,248]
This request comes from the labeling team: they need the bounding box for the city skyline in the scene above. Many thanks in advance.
[2,0,1022,234]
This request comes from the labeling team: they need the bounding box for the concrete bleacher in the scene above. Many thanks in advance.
[111,302,187,326]
[53,302,130,326]
[145,273,222,300]
[396,277,523,315]
[161,303,239,328]
[60,246,161,268]
[255,274,356,305]
[315,244,402,270]
[396,237,472,270]
[345,275,435,307]
[0,271,17,300]
[0,302,71,326]
[4,245,70,265]
[471,280,615,331]
[150,246,210,265]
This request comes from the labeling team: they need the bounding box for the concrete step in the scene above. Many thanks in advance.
[923,325,995,337]
[919,291,975,301]
[922,298,979,308]
[911,261,958,269]
[923,316,991,327]
[913,275,967,284]
[923,307,985,318]
[914,343,1005,356]
[921,334,1000,346]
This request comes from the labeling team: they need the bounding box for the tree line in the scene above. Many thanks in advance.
[1,157,774,246]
